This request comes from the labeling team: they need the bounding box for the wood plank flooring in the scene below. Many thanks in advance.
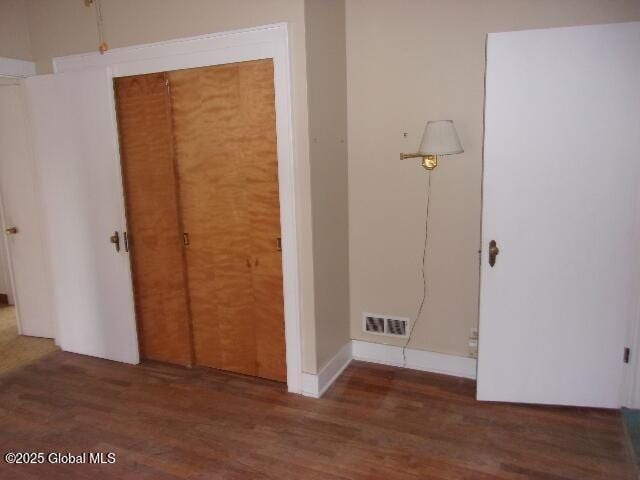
[0,351,635,479]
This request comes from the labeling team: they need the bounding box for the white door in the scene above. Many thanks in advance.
[0,82,55,338]
[478,22,640,408]
[25,68,139,364]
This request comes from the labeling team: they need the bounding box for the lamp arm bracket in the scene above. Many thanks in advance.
[400,152,424,160]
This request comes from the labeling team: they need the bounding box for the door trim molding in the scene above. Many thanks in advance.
[0,57,36,78]
[52,23,304,395]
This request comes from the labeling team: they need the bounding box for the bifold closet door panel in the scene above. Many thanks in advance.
[169,59,286,381]
[243,60,286,382]
[114,73,193,366]
[169,64,256,377]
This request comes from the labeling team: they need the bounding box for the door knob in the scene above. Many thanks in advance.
[4,227,17,235]
[110,231,120,252]
[488,240,499,267]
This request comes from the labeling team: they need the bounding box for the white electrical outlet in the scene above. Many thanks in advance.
[468,327,479,355]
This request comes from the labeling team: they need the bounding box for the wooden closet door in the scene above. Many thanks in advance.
[168,59,286,382]
[242,61,287,382]
[114,73,193,366]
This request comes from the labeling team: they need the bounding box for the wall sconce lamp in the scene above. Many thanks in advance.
[400,119,464,365]
[400,120,464,170]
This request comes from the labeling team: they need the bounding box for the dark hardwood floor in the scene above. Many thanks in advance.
[0,351,635,479]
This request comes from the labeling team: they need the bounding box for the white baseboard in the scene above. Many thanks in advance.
[301,341,352,398]
[299,340,476,399]
[352,340,477,380]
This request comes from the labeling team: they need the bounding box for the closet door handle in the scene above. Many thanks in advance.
[488,240,499,267]
[276,237,282,251]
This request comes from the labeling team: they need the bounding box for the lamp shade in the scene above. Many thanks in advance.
[419,120,463,155]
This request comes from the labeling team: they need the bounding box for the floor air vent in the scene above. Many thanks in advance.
[364,315,385,334]
[362,313,409,338]
[387,318,407,337]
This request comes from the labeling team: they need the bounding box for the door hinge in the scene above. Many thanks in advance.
[624,347,631,364]
[109,231,120,252]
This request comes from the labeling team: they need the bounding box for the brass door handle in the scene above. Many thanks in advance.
[4,227,17,235]
[488,240,499,267]
[110,231,120,252]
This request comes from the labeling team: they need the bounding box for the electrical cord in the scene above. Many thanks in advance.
[402,171,432,368]
[95,0,105,46]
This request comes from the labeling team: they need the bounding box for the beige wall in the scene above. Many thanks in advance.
[0,0,32,60]
[23,0,320,372]
[346,0,640,356]
[304,0,350,369]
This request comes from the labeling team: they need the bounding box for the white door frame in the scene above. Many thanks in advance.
[51,23,303,394]
[0,57,36,78]
[0,57,38,315]
[0,186,17,307]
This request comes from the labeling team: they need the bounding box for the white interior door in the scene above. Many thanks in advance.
[478,22,640,408]
[25,68,139,364]
[0,82,55,338]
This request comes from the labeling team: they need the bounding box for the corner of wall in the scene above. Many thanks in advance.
[304,0,350,374]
